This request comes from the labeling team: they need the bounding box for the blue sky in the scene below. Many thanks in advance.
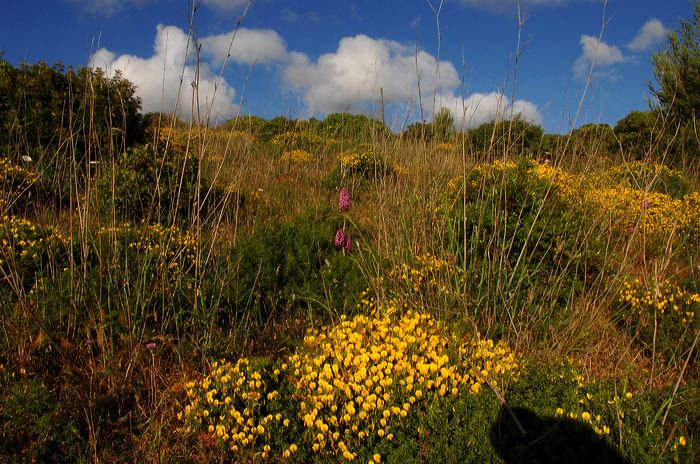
[0,0,694,133]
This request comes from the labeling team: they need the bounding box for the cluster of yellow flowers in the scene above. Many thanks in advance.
[0,215,66,268]
[157,126,191,150]
[179,358,293,460]
[272,131,322,148]
[226,130,257,145]
[291,308,519,460]
[0,158,39,185]
[0,158,40,207]
[281,149,315,164]
[605,161,685,189]
[127,223,197,272]
[180,307,520,461]
[434,143,454,152]
[338,150,384,174]
[619,278,698,325]
[391,253,464,296]
[444,159,700,239]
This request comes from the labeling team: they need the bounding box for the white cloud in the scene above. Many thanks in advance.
[200,0,250,11]
[90,24,239,122]
[67,0,151,16]
[200,28,287,66]
[573,35,626,80]
[437,92,542,129]
[284,34,460,114]
[627,19,666,52]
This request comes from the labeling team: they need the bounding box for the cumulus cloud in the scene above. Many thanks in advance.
[627,19,666,52]
[437,92,542,129]
[284,34,460,114]
[573,35,626,80]
[90,24,239,121]
[200,28,287,66]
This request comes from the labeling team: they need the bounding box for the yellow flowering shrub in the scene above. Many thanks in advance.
[0,215,67,282]
[179,358,294,460]
[444,159,700,241]
[435,143,454,152]
[617,278,699,372]
[281,149,315,164]
[0,158,40,210]
[338,150,390,178]
[179,307,520,461]
[92,222,197,282]
[391,253,465,300]
[272,131,322,149]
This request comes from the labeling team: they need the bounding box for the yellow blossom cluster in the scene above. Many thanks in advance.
[280,149,315,164]
[0,215,66,269]
[179,308,520,461]
[0,158,40,207]
[338,150,385,175]
[272,130,322,148]
[179,358,294,460]
[227,130,257,145]
[127,223,197,272]
[435,143,454,152]
[550,362,637,438]
[391,253,464,296]
[443,159,700,239]
[288,307,519,461]
[95,222,197,275]
[619,278,698,326]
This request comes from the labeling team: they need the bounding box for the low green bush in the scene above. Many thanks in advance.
[214,208,369,334]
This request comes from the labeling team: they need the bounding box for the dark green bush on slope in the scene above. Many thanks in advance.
[216,209,369,332]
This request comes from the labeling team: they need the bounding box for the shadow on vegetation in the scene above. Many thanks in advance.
[490,406,628,464]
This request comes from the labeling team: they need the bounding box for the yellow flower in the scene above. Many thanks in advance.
[679,436,686,446]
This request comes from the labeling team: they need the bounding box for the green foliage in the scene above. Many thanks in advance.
[570,123,618,156]
[0,372,81,463]
[402,108,456,143]
[613,111,663,160]
[650,1,700,124]
[605,161,691,198]
[467,118,544,157]
[507,361,695,463]
[218,209,368,332]
[391,390,501,463]
[222,114,269,135]
[441,158,606,331]
[0,60,144,207]
[320,113,390,141]
[95,143,230,224]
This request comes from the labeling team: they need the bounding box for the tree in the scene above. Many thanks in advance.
[650,1,700,123]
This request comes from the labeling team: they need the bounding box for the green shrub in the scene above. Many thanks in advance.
[441,158,607,331]
[215,208,369,333]
[615,278,699,376]
[95,143,231,224]
[0,370,81,463]
[605,161,691,199]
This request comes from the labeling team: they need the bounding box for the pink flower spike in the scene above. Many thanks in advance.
[334,229,346,248]
[338,187,351,212]
[344,234,352,253]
